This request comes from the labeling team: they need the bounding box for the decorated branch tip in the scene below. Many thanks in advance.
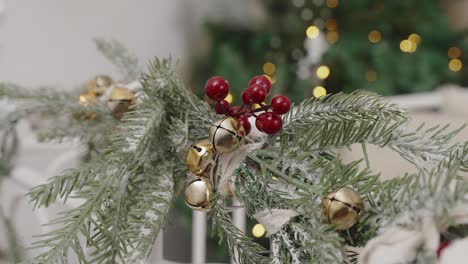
[77,75,137,119]
[185,75,293,213]
[206,75,291,135]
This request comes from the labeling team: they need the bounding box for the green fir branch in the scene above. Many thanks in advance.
[94,38,140,82]
[210,196,271,264]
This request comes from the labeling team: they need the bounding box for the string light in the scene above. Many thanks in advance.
[313,86,327,98]
[365,70,377,82]
[326,0,339,8]
[449,59,462,72]
[316,65,330,79]
[306,26,320,39]
[326,31,339,44]
[252,224,266,238]
[224,93,233,103]
[400,40,413,53]
[368,30,381,44]
[263,62,276,75]
[448,47,461,59]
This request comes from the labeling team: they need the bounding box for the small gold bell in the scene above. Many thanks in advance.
[74,92,97,121]
[209,117,245,154]
[186,139,215,176]
[86,75,113,96]
[184,178,213,212]
[107,87,136,118]
[322,187,363,230]
[79,92,97,106]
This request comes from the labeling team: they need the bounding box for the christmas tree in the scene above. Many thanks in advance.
[192,0,468,100]
[1,40,468,263]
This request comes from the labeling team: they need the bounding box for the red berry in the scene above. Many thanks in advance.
[247,85,267,104]
[261,112,283,134]
[241,89,251,105]
[228,105,244,116]
[255,113,267,132]
[237,117,251,135]
[248,75,271,94]
[239,112,253,119]
[271,95,291,115]
[214,100,230,114]
[205,76,230,101]
[437,240,451,257]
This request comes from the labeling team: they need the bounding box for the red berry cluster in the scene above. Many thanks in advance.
[205,75,291,135]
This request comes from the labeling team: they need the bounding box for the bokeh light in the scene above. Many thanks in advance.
[365,70,377,82]
[263,62,276,75]
[224,93,233,103]
[368,30,382,43]
[252,224,266,238]
[306,26,320,39]
[326,19,337,31]
[449,59,463,72]
[408,33,421,45]
[448,47,462,59]
[400,40,413,52]
[313,86,327,98]
[326,31,339,44]
[316,65,330,79]
[326,0,339,8]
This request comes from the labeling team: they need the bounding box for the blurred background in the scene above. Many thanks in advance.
[1,0,468,263]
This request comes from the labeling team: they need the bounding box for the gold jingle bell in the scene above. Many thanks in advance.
[186,139,215,176]
[184,178,213,212]
[86,75,113,96]
[74,92,97,121]
[322,187,363,230]
[209,117,245,154]
[79,92,97,106]
[107,87,136,119]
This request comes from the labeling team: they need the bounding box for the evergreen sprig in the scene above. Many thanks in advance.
[1,50,468,263]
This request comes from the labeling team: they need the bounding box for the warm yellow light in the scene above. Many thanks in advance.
[326,19,337,31]
[263,75,272,83]
[306,26,320,39]
[449,59,463,72]
[365,70,377,82]
[313,86,327,98]
[316,65,330,79]
[368,30,381,44]
[263,62,276,75]
[253,102,266,109]
[270,76,277,84]
[252,224,266,238]
[326,0,339,8]
[326,31,339,44]
[400,40,413,52]
[224,93,233,103]
[408,33,421,45]
[448,47,462,59]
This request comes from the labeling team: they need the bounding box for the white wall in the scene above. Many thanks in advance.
[0,0,189,87]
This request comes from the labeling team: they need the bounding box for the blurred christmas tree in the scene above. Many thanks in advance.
[191,0,468,100]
